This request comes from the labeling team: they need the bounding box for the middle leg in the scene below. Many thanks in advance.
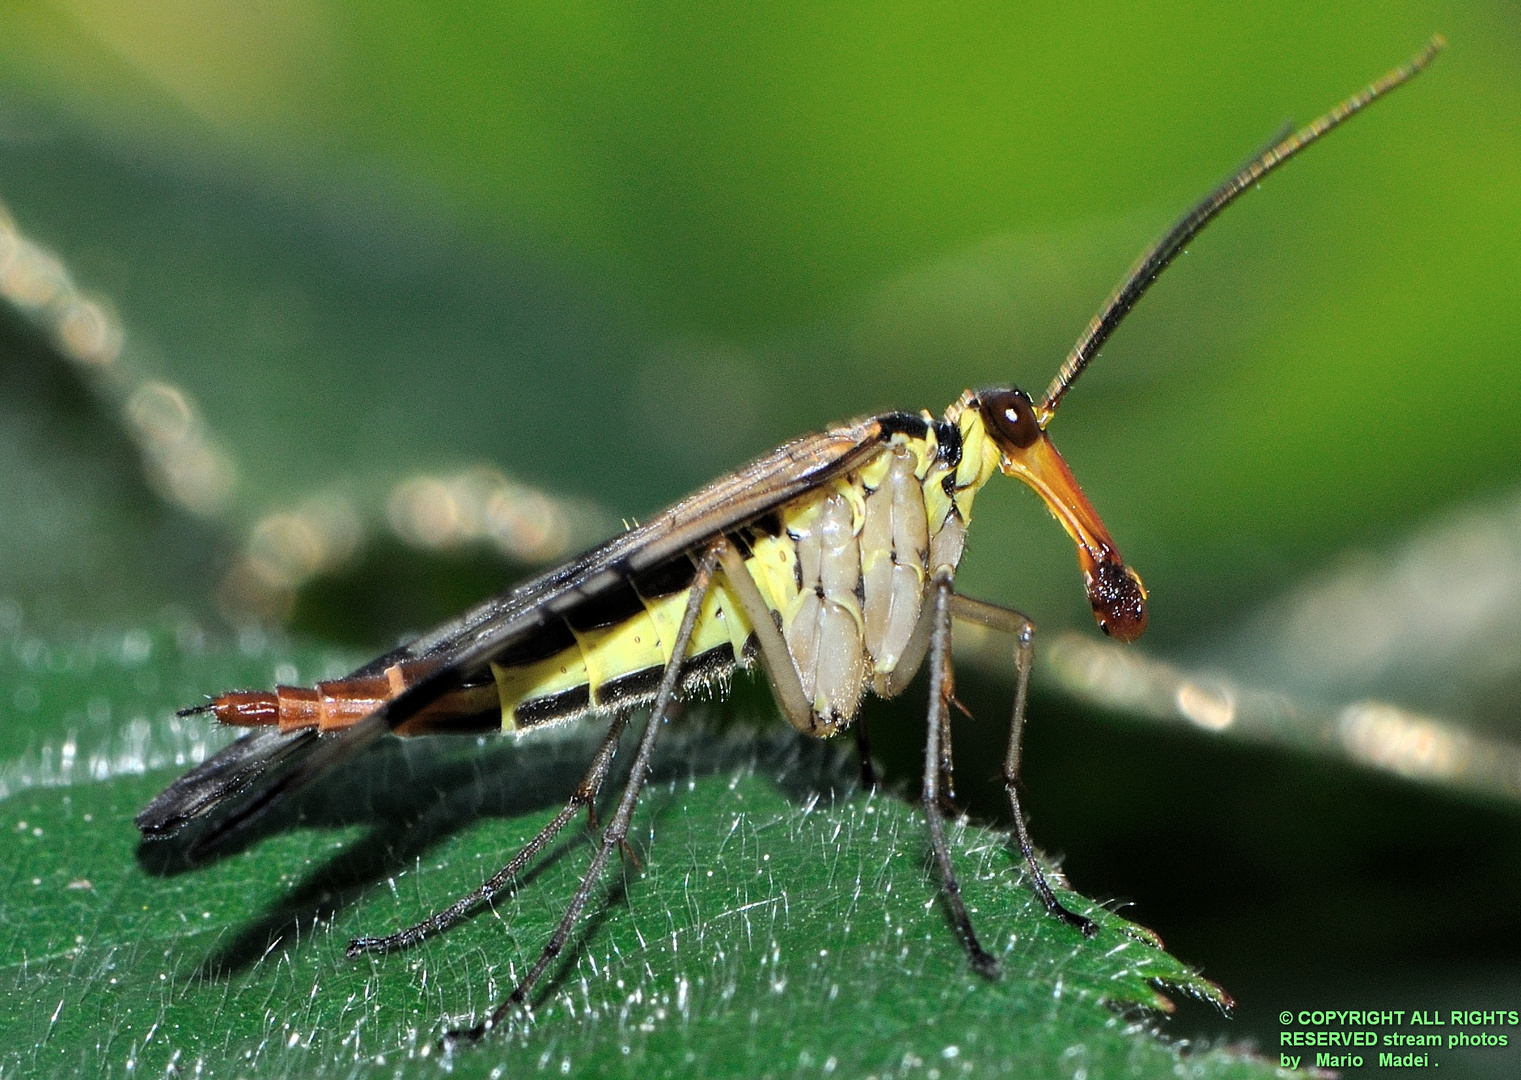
[445,542,723,1042]
[347,709,631,958]
[950,594,1097,938]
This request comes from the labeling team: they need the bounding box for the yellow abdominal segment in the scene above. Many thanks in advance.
[490,576,756,731]
[489,652,589,729]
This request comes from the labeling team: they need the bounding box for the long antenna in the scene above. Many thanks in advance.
[1039,35,1444,419]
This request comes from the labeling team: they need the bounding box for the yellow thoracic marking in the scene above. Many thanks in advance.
[919,411,998,534]
[487,421,1003,733]
[856,448,892,491]
[923,460,954,535]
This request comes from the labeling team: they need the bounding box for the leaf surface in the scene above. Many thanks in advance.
[0,634,1269,1079]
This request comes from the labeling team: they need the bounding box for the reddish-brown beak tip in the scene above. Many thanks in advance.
[1084,560,1148,642]
[985,413,1149,643]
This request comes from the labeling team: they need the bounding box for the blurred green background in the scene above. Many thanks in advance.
[0,0,1518,1075]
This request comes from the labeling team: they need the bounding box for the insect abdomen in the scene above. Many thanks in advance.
[490,578,754,730]
[193,668,501,736]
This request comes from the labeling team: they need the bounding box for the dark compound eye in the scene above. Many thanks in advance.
[978,388,1040,450]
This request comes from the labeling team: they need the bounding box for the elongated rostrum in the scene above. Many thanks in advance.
[136,40,1442,1041]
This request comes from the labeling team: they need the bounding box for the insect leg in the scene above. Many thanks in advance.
[872,595,951,798]
[938,689,957,808]
[949,594,1097,938]
[346,709,632,958]
[923,570,999,978]
[447,543,722,1042]
[712,541,818,732]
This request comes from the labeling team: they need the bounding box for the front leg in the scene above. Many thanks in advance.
[923,570,1000,976]
[713,541,819,732]
[950,594,1098,938]
[713,513,869,741]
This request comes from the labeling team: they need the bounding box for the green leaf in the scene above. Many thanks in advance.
[0,631,1268,1079]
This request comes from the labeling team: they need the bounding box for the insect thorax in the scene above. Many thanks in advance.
[490,402,1003,737]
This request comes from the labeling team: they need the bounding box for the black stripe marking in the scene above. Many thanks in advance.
[565,579,646,632]
[492,619,577,668]
[877,412,930,440]
[749,511,783,538]
[725,530,755,560]
[631,556,699,600]
[510,645,738,729]
[514,684,592,728]
[932,419,962,469]
[676,644,741,695]
[595,664,664,710]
